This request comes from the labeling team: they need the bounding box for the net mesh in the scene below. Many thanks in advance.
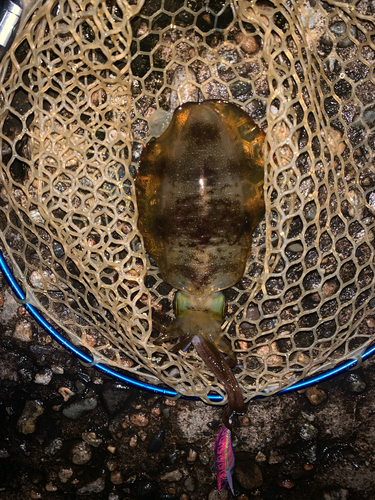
[0,0,374,403]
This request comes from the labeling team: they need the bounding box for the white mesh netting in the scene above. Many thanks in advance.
[0,0,374,404]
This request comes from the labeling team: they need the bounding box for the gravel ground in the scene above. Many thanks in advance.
[1,276,375,500]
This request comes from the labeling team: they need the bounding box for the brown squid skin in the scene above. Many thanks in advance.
[136,100,265,423]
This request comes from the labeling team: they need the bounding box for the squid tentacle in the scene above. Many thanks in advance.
[191,334,245,430]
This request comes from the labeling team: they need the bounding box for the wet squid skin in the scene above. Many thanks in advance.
[136,100,265,427]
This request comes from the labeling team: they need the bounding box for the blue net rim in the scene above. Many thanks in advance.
[1,248,374,402]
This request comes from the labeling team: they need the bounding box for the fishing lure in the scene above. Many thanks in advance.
[214,424,235,494]
[136,99,265,428]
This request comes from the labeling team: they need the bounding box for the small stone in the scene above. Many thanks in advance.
[234,455,263,489]
[322,279,339,298]
[17,305,27,316]
[34,368,53,385]
[138,480,159,499]
[82,432,102,447]
[77,477,105,495]
[246,303,260,320]
[51,365,64,375]
[69,441,92,465]
[129,435,138,447]
[367,317,375,328]
[52,240,65,258]
[147,429,165,453]
[162,408,170,419]
[322,487,349,500]
[345,373,366,393]
[58,468,73,483]
[30,492,42,499]
[106,460,117,471]
[255,451,267,462]
[184,476,195,492]
[101,383,131,414]
[138,430,147,442]
[0,449,10,458]
[268,449,285,465]
[58,387,75,402]
[62,396,97,419]
[305,386,327,406]
[279,479,295,489]
[151,406,161,418]
[130,413,149,427]
[107,445,116,454]
[187,449,197,463]
[199,451,209,465]
[13,319,33,342]
[304,463,314,470]
[238,495,249,500]
[160,469,183,482]
[240,416,250,427]
[45,482,57,492]
[208,488,229,500]
[110,471,123,485]
[163,398,177,406]
[300,423,319,441]
[16,400,44,434]
[44,438,63,456]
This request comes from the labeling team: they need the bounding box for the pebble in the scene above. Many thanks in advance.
[129,435,138,447]
[268,449,285,464]
[255,451,267,462]
[322,488,349,500]
[180,495,189,500]
[62,396,97,419]
[345,373,366,393]
[199,451,209,465]
[138,480,159,500]
[208,489,229,500]
[58,468,73,483]
[279,479,295,489]
[110,471,123,485]
[69,441,92,465]
[160,469,183,482]
[186,449,197,463]
[101,383,131,414]
[52,240,65,258]
[45,482,57,492]
[16,400,44,434]
[107,445,116,454]
[44,438,63,456]
[76,477,105,495]
[13,319,33,342]
[184,476,195,492]
[34,368,53,385]
[147,429,165,453]
[82,432,102,447]
[0,449,10,458]
[234,456,263,489]
[130,412,149,427]
[300,423,319,441]
[246,303,260,320]
[51,365,64,375]
[106,460,117,471]
[305,386,327,405]
[58,387,75,402]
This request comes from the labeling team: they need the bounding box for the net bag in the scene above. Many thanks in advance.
[0,0,374,405]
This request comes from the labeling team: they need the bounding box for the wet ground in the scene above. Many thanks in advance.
[1,277,375,500]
